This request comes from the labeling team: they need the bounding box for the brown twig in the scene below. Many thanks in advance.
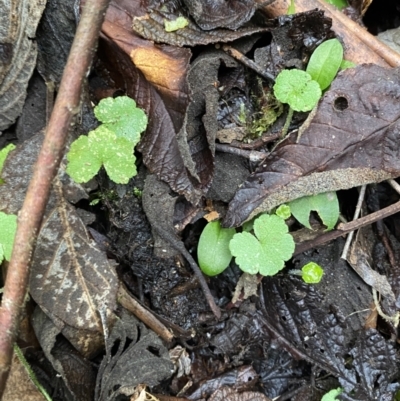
[294,199,400,255]
[0,0,111,395]
[221,45,275,82]
[230,132,280,149]
[117,285,174,343]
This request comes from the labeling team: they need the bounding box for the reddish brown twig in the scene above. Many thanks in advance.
[0,0,111,394]
[294,199,400,255]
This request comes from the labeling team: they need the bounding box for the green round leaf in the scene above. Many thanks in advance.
[94,96,147,144]
[306,39,344,90]
[230,214,295,277]
[67,126,137,184]
[198,221,236,276]
[66,135,102,183]
[274,69,321,112]
[276,204,291,220]
[301,262,324,284]
[229,232,265,275]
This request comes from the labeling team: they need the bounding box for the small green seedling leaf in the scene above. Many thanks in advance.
[274,69,322,112]
[340,59,357,70]
[0,144,16,184]
[289,192,339,231]
[164,16,189,32]
[66,126,136,184]
[321,387,343,401]
[287,0,295,14]
[276,204,291,220]
[301,262,324,283]
[198,220,236,276]
[323,0,347,10]
[0,212,17,261]
[94,96,147,143]
[229,214,295,276]
[306,39,344,90]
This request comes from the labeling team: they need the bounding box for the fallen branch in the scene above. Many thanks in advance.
[0,0,111,394]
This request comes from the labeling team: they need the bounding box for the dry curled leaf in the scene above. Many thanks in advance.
[0,0,46,130]
[224,65,400,227]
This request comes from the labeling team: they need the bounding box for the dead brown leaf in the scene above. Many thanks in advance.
[224,64,400,227]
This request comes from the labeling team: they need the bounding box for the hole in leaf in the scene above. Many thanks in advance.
[147,345,161,357]
[334,96,348,111]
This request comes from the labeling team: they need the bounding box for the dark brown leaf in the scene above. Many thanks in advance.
[0,0,46,130]
[132,10,269,47]
[95,310,174,401]
[182,0,256,30]
[209,386,272,401]
[0,133,118,356]
[224,65,400,227]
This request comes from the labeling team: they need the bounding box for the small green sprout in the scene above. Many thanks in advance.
[164,16,189,32]
[306,38,344,91]
[288,192,339,231]
[287,0,295,14]
[275,204,291,220]
[0,211,17,263]
[290,262,324,284]
[0,144,16,184]
[198,220,236,276]
[133,187,143,198]
[274,69,321,112]
[67,96,147,184]
[321,387,343,401]
[229,214,295,276]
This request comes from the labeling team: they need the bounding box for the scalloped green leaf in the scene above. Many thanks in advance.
[306,38,344,90]
[289,192,339,231]
[321,387,343,401]
[198,220,236,276]
[273,69,321,112]
[0,212,17,261]
[229,214,295,276]
[94,96,147,143]
[66,126,136,184]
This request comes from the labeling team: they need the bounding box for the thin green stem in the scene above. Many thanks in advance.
[13,344,53,401]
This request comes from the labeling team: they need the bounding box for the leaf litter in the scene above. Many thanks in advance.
[2,0,400,400]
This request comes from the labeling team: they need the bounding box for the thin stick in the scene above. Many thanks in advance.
[341,184,366,260]
[215,143,267,162]
[117,285,174,343]
[0,0,111,394]
[221,45,275,82]
[295,198,400,255]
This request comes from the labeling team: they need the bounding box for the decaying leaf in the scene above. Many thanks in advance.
[0,132,118,356]
[224,65,400,227]
[95,310,174,401]
[132,9,270,47]
[208,386,272,401]
[0,0,47,130]
[181,0,256,30]
[32,307,96,401]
